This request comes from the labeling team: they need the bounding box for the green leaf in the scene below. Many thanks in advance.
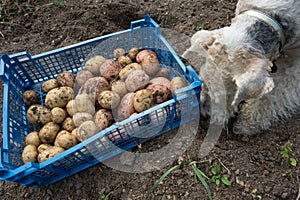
[147,164,180,194]
[211,164,221,175]
[192,164,212,200]
[290,158,297,167]
[221,175,231,186]
[215,179,220,186]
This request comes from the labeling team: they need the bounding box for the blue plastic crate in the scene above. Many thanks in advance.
[0,15,202,188]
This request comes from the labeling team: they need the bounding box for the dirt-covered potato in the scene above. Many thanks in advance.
[118,63,142,80]
[99,59,122,81]
[149,77,171,89]
[37,144,52,153]
[136,49,157,63]
[141,54,161,76]
[118,55,132,67]
[56,71,75,88]
[75,70,94,87]
[22,90,38,106]
[26,104,52,125]
[111,80,128,97]
[85,55,106,75]
[25,131,41,146]
[94,109,114,131]
[66,100,76,117]
[73,112,94,127]
[45,86,74,108]
[22,144,38,163]
[71,128,80,142]
[77,120,100,141]
[113,48,125,59]
[170,77,186,95]
[128,47,139,61]
[147,84,172,104]
[125,69,150,92]
[42,79,59,93]
[133,89,154,112]
[155,68,170,79]
[117,92,136,121]
[62,117,75,132]
[37,146,65,163]
[78,77,110,102]
[55,130,78,149]
[98,90,120,109]
[74,94,95,115]
[51,107,67,124]
[39,122,60,144]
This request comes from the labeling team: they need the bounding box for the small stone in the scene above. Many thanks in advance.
[281,192,289,199]
[25,23,32,28]
[46,189,53,196]
[12,38,19,42]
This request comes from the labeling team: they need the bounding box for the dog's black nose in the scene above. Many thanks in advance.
[271,61,278,73]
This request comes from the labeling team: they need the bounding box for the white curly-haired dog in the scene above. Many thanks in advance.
[183,0,300,135]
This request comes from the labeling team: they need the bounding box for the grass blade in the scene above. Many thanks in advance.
[192,164,212,200]
[147,164,180,194]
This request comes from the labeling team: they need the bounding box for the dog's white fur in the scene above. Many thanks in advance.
[183,0,300,135]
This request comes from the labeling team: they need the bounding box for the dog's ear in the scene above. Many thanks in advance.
[231,58,274,108]
[182,30,215,70]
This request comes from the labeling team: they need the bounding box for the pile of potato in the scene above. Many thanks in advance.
[21,47,186,164]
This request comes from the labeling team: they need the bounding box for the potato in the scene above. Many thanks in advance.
[155,68,170,79]
[111,80,128,97]
[75,70,94,87]
[118,55,132,67]
[26,104,52,125]
[141,54,161,76]
[99,59,122,81]
[66,100,76,117]
[113,48,126,59]
[22,144,38,163]
[37,144,52,153]
[85,55,106,75]
[73,112,94,127]
[22,90,38,106]
[71,128,80,142]
[128,47,139,61]
[55,130,78,149]
[42,79,59,93]
[77,120,100,141]
[45,86,74,108]
[51,107,67,123]
[136,49,157,63]
[98,90,120,109]
[149,77,171,89]
[133,89,153,112]
[94,109,114,131]
[25,131,41,146]
[170,77,187,95]
[37,146,65,163]
[74,94,95,115]
[118,63,142,80]
[39,122,60,144]
[147,84,172,104]
[125,69,150,92]
[78,77,110,102]
[56,71,75,88]
[117,92,136,121]
[62,117,75,132]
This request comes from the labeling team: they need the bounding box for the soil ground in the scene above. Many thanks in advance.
[0,0,299,199]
